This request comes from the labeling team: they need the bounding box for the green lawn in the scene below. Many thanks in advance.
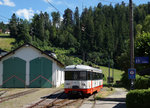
[100,66,124,84]
[0,33,10,36]
[0,38,15,51]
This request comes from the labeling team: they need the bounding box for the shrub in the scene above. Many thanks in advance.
[121,73,150,89]
[120,72,130,89]
[126,89,150,108]
[134,76,149,89]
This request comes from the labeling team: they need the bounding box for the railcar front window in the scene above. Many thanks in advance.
[65,71,87,80]
[65,71,73,80]
[74,72,78,80]
[80,72,86,80]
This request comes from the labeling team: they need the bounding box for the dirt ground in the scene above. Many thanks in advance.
[0,87,62,108]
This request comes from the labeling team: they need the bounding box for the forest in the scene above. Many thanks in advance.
[0,2,150,72]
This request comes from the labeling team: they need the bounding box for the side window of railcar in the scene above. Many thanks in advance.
[92,72,96,80]
[87,72,92,80]
[100,73,103,79]
[98,73,101,79]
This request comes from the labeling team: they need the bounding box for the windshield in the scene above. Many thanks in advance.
[65,71,103,80]
[65,71,87,80]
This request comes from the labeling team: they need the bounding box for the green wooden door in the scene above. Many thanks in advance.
[3,57,26,88]
[29,57,52,88]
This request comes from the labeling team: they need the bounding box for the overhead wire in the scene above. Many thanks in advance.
[0,14,9,23]
[46,0,63,15]
[0,18,8,22]
[0,15,9,20]
[99,0,129,5]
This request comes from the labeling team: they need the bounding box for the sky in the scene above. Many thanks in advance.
[0,0,149,23]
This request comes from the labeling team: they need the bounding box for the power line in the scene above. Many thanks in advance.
[0,18,9,22]
[46,0,63,15]
[0,15,9,20]
[99,0,128,4]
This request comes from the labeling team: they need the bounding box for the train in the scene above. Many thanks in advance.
[64,65,103,96]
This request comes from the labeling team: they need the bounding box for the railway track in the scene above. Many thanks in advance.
[0,90,8,96]
[46,97,80,108]
[0,89,39,103]
[76,94,96,108]
[27,89,97,108]
[27,89,64,108]
[27,89,83,108]
[45,94,96,108]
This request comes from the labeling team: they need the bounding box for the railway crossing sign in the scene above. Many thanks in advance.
[128,69,136,79]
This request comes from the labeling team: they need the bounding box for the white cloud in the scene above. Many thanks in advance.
[16,8,34,21]
[3,0,15,7]
[0,1,3,5]
[60,16,63,22]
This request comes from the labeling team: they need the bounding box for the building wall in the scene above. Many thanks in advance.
[54,64,64,87]
[0,45,64,87]
[0,61,2,86]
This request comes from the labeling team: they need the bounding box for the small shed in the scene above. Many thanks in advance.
[0,43,64,88]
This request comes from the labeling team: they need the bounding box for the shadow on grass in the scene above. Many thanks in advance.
[0,36,12,38]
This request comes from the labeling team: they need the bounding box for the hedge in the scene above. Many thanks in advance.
[121,73,150,89]
[126,89,150,108]
[134,76,149,89]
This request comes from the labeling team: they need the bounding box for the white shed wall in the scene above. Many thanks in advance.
[0,62,2,86]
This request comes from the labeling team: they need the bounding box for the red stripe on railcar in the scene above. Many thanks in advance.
[65,85,103,95]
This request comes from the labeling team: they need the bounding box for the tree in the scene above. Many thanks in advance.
[142,15,150,32]
[73,7,81,42]
[9,13,18,38]
[63,8,73,27]
[17,19,31,43]
[31,12,48,41]
[51,12,60,27]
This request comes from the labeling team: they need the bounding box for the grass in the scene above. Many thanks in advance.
[0,33,10,36]
[0,38,15,51]
[99,66,124,85]
[0,36,123,84]
[48,47,123,85]
[95,87,114,100]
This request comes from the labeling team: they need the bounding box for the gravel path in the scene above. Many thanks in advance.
[80,88,127,108]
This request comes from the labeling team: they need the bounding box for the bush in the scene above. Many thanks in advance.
[120,73,130,89]
[121,73,150,89]
[134,76,149,89]
[126,89,150,108]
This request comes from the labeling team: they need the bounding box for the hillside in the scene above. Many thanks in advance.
[100,66,123,84]
[41,46,124,84]
[0,34,15,51]
[0,35,123,84]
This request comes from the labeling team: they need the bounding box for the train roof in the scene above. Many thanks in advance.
[65,65,102,73]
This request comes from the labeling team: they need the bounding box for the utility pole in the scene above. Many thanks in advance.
[129,0,134,89]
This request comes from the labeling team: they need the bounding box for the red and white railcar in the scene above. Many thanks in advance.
[64,65,103,96]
